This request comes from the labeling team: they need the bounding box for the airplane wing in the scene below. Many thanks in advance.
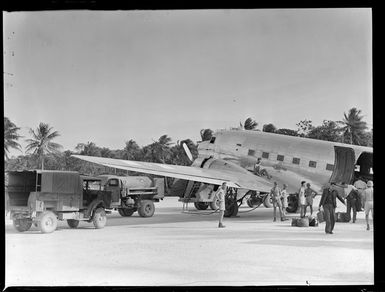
[71,155,272,193]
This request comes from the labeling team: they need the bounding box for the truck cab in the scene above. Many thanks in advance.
[98,175,165,217]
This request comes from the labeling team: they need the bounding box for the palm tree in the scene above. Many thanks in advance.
[75,142,101,157]
[340,108,368,145]
[4,117,22,159]
[123,139,141,160]
[25,123,62,170]
[243,118,258,130]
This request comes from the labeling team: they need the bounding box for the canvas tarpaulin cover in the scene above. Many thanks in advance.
[41,172,81,194]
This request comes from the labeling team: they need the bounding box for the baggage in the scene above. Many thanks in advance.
[309,216,318,227]
[291,218,299,226]
[336,212,350,222]
[317,210,325,223]
[297,217,309,227]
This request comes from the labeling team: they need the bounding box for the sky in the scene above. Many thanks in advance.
[3,9,372,157]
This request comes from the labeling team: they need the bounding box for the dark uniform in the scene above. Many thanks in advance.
[319,185,345,234]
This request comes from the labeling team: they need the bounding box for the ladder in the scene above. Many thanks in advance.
[182,181,201,211]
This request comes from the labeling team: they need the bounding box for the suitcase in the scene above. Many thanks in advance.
[297,217,309,227]
[309,216,318,227]
[291,218,299,226]
[317,211,325,223]
[336,212,350,222]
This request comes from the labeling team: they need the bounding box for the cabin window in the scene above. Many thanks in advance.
[108,178,119,186]
[237,143,242,147]
[292,157,300,165]
[262,152,269,159]
[309,161,317,168]
[326,164,334,171]
[248,149,255,156]
[277,155,284,162]
[209,137,216,144]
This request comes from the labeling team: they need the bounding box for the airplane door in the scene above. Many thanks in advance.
[329,146,355,184]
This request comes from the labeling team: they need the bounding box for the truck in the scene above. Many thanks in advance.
[97,174,165,218]
[5,170,113,233]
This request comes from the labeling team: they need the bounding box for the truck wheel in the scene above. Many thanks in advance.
[194,202,209,210]
[13,219,32,232]
[67,219,80,228]
[92,208,107,229]
[210,199,219,210]
[38,211,58,234]
[138,200,155,217]
[118,208,135,217]
[263,195,273,208]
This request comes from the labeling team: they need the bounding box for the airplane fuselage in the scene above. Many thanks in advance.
[197,129,373,194]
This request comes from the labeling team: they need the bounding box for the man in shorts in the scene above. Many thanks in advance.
[270,182,287,221]
[362,180,374,230]
[304,182,318,216]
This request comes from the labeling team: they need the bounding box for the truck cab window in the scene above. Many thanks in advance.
[108,179,119,186]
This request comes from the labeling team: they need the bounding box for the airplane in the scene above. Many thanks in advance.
[72,128,373,217]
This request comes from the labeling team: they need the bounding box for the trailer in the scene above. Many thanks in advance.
[97,174,165,217]
[5,170,112,233]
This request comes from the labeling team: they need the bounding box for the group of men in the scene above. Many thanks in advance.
[318,178,374,234]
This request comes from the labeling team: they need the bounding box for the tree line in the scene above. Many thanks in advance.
[4,107,372,175]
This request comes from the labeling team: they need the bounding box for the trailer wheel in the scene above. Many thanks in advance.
[138,200,155,217]
[38,211,58,234]
[13,219,32,232]
[263,195,273,208]
[118,208,135,217]
[194,202,209,210]
[92,208,107,229]
[67,219,80,228]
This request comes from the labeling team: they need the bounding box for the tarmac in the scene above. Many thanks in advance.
[5,196,374,287]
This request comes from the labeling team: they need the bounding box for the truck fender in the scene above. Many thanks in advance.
[86,199,105,218]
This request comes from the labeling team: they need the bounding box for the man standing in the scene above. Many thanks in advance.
[341,182,359,223]
[214,182,227,228]
[354,177,367,210]
[298,181,306,218]
[270,182,286,221]
[319,182,346,234]
[304,183,318,216]
[362,180,374,231]
[281,184,288,218]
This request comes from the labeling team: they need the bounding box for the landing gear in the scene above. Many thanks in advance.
[224,188,239,217]
[194,202,209,210]
[263,194,273,208]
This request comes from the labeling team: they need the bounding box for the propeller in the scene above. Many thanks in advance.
[181,141,193,162]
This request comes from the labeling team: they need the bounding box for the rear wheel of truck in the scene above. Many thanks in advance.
[38,211,58,234]
[138,200,155,217]
[92,208,107,229]
[67,219,80,228]
[13,218,32,232]
[118,208,135,217]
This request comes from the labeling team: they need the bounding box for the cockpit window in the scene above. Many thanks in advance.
[108,178,119,186]
[209,137,216,144]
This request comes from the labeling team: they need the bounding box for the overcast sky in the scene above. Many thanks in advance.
[4,9,372,157]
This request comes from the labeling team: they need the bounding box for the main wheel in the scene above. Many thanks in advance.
[38,211,58,234]
[263,195,273,208]
[92,207,107,229]
[13,218,32,232]
[118,208,135,217]
[194,202,209,210]
[210,199,220,210]
[138,200,155,217]
[67,219,80,228]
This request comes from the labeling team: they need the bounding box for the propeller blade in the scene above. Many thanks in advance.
[182,142,193,162]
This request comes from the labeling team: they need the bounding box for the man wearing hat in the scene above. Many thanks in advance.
[319,182,346,234]
[362,180,374,231]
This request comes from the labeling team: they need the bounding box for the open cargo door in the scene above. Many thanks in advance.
[329,146,355,184]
